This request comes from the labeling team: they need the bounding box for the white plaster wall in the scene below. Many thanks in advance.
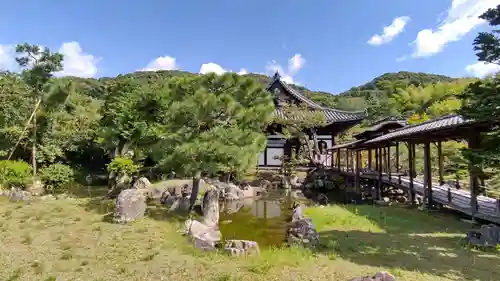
[266,148,283,166]
[258,152,265,166]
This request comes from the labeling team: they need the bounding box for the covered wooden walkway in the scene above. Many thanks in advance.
[329,115,500,224]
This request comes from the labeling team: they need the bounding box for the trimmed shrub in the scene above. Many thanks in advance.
[0,160,32,189]
[39,163,75,194]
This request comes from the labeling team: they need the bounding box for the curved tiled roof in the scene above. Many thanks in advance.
[363,115,469,144]
[267,72,367,123]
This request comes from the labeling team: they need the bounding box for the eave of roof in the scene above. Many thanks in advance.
[267,72,367,123]
[362,115,471,145]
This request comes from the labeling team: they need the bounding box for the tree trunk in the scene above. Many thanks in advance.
[8,98,42,161]
[189,170,202,209]
[32,106,37,183]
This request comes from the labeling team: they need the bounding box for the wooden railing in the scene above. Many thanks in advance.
[335,167,500,224]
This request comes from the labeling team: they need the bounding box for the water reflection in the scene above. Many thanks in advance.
[218,192,293,248]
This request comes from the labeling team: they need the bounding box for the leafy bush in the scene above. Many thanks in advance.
[106,157,141,175]
[0,160,32,188]
[39,163,75,193]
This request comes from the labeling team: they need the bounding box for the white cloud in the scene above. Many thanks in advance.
[0,42,99,77]
[57,41,99,78]
[0,44,16,71]
[237,68,248,75]
[465,61,500,77]
[199,63,249,75]
[265,53,306,84]
[368,16,411,46]
[413,0,500,58]
[199,62,227,75]
[141,56,178,71]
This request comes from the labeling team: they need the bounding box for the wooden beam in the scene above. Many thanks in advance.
[437,141,444,185]
[423,142,433,209]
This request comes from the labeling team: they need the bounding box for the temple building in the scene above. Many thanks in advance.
[258,73,366,168]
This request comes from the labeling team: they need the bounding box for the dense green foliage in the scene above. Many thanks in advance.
[474,4,500,65]
[0,160,32,188]
[2,10,500,196]
[39,163,75,193]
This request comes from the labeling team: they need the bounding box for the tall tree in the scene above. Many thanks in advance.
[153,73,274,208]
[473,4,500,65]
[100,78,170,194]
[12,43,63,180]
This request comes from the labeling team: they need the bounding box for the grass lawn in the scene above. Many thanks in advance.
[0,192,498,281]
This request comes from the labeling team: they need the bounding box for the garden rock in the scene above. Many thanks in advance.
[466,224,500,247]
[213,181,243,200]
[8,187,33,202]
[287,218,320,247]
[132,177,151,190]
[348,271,396,281]
[287,202,319,247]
[201,186,220,228]
[291,201,304,221]
[224,240,260,257]
[184,219,221,250]
[113,189,147,224]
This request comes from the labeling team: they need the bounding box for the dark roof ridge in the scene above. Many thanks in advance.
[386,114,461,134]
[266,72,367,116]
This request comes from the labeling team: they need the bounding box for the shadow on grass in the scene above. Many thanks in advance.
[342,204,469,234]
[313,204,499,280]
[80,195,191,224]
[316,229,498,281]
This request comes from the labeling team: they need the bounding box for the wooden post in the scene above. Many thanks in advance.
[336,148,341,170]
[423,142,433,209]
[447,187,452,204]
[368,149,372,171]
[437,141,444,185]
[387,145,391,179]
[355,150,361,193]
[346,149,350,172]
[408,142,415,205]
[395,142,401,185]
[468,132,480,221]
[377,147,382,200]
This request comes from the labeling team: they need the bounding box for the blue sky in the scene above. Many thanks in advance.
[0,0,499,94]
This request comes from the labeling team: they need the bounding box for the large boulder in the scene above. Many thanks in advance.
[201,186,220,228]
[224,240,260,257]
[466,224,500,247]
[113,189,147,224]
[184,219,221,250]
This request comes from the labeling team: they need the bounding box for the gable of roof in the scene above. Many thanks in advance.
[267,72,367,123]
